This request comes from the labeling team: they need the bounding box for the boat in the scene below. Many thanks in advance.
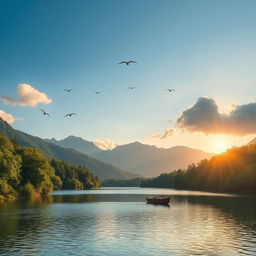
[146,196,170,205]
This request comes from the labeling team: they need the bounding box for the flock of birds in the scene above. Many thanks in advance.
[39,60,175,118]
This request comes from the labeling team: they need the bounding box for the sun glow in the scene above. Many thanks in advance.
[213,139,230,154]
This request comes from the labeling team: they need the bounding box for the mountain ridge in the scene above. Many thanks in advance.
[45,135,102,155]
[248,137,256,145]
[48,136,215,177]
[0,119,137,180]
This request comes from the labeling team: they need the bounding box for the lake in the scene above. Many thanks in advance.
[0,187,256,256]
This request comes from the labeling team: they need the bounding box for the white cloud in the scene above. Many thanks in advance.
[177,97,256,136]
[151,129,174,139]
[0,110,16,124]
[94,139,118,150]
[0,83,52,107]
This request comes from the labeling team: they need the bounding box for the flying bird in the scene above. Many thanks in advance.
[118,60,137,65]
[64,89,74,93]
[127,87,136,90]
[94,91,102,94]
[65,113,76,117]
[166,89,175,92]
[40,109,50,117]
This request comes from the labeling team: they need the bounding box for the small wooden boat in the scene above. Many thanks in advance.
[146,196,170,205]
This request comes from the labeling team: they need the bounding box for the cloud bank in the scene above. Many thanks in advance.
[0,110,16,124]
[0,84,52,107]
[94,139,118,150]
[177,97,256,136]
[151,129,174,139]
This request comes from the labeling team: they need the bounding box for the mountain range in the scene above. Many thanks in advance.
[45,136,102,155]
[0,118,136,180]
[248,137,256,145]
[0,119,218,179]
[46,136,215,177]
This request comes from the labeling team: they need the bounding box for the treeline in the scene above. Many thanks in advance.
[0,134,101,200]
[102,178,142,187]
[141,144,256,193]
[51,159,101,190]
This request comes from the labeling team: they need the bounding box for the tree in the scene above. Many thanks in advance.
[16,147,56,195]
[141,144,256,193]
[0,134,101,200]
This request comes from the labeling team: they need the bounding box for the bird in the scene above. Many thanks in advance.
[64,89,74,93]
[118,60,137,65]
[40,109,50,117]
[65,113,76,117]
[166,89,175,92]
[127,87,136,90]
[94,91,102,94]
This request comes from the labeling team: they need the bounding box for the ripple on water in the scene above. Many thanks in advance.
[0,188,255,256]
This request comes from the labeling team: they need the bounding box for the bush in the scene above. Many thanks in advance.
[22,182,36,198]
[51,175,63,190]
[65,178,84,190]
[0,179,18,199]
[41,179,54,195]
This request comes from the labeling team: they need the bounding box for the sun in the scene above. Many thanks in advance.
[213,139,230,154]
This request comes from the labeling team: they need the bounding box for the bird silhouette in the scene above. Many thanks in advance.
[65,113,76,117]
[166,89,175,92]
[40,109,50,117]
[119,60,137,65]
[94,91,102,94]
[127,87,136,90]
[64,89,73,93]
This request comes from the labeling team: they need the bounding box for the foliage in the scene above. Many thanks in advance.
[0,134,101,200]
[50,159,101,189]
[102,178,142,187]
[0,179,18,199]
[51,175,63,190]
[0,118,135,179]
[141,144,256,193]
[21,182,36,197]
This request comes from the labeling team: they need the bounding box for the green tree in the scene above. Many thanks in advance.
[141,144,256,193]
[16,147,56,195]
[0,134,101,200]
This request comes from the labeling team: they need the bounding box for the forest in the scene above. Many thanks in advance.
[102,178,142,187]
[141,144,256,193]
[0,134,101,200]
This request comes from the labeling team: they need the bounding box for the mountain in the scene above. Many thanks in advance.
[0,119,137,180]
[248,137,256,145]
[92,142,214,177]
[48,136,214,177]
[45,136,102,155]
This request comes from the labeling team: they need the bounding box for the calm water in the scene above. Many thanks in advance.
[0,188,256,256]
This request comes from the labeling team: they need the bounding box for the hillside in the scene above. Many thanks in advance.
[0,119,137,180]
[45,136,102,155]
[141,144,256,193]
[48,137,214,177]
[0,133,100,200]
[92,142,214,177]
[248,137,256,145]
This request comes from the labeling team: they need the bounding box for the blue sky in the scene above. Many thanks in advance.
[0,0,256,152]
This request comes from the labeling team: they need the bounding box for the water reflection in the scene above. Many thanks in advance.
[0,188,255,256]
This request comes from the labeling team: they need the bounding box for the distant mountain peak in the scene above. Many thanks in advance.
[92,140,214,177]
[46,137,59,143]
[65,135,85,140]
[45,135,102,155]
[119,141,155,149]
[0,120,137,179]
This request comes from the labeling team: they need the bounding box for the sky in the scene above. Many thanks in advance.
[0,0,256,153]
